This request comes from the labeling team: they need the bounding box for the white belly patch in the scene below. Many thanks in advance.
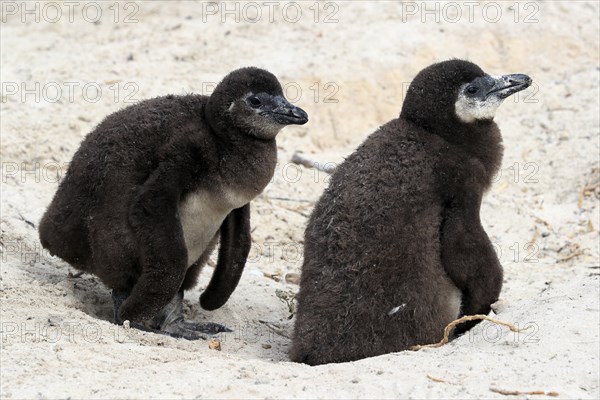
[446,284,463,318]
[178,188,253,267]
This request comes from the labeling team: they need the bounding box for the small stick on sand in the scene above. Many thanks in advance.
[410,314,527,350]
[426,374,448,383]
[258,320,291,338]
[489,387,559,397]
[263,271,281,282]
[291,151,337,174]
[558,250,585,262]
[557,243,586,262]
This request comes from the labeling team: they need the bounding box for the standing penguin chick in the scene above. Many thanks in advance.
[39,67,308,339]
[290,60,531,365]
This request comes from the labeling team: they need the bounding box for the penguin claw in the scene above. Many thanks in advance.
[123,320,209,341]
[177,320,232,334]
[161,319,231,340]
[161,323,209,340]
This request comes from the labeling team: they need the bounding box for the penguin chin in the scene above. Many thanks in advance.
[454,91,503,123]
[246,122,284,141]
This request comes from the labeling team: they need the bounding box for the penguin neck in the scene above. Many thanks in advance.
[203,100,278,194]
[214,126,278,195]
[439,119,504,183]
[409,115,503,183]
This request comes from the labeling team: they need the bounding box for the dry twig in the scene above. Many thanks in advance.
[291,151,337,174]
[489,387,559,397]
[426,374,447,383]
[263,272,281,282]
[410,314,527,350]
[258,320,291,338]
[558,250,585,262]
[557,243,585,262]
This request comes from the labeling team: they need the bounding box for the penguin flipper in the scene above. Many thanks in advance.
[441,191,503,334]
[122,162,189,322]
[199,203,251,310]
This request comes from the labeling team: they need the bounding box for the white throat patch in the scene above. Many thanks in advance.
[454,83,503,123]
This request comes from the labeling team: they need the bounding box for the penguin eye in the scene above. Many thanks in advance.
[466,86,479,95]
[247,96,262,108]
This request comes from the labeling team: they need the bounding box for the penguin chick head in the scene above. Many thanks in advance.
[207,67,308,140]
[401,59,531,132]
[454,72,532,123]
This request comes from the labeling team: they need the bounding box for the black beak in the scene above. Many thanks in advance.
[266,96,309,125]
[487,74,532,99]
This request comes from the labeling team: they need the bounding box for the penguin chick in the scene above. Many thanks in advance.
[39,67,308,339]
[290,59,531,365]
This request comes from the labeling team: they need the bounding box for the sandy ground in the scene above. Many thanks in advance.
[1,1,599,398]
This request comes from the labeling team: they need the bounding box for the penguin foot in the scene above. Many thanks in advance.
[160,318,231,340]
[111,289,231,341]
[111,289,163,332]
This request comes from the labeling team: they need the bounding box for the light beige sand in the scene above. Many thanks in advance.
[1,1,599,398]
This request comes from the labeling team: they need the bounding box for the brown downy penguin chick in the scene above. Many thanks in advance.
[39,67,308,339]
[290,59,531,365]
